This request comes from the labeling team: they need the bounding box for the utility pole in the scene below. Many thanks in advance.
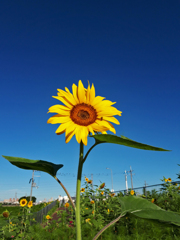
[29,170,40,202]
[128,166,135,190]
[106,168,114,192]
[144,181,148,197]
[124,170,128,193]
[29,170,35,202]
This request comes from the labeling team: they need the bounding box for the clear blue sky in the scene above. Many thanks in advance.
[1,0,180,202]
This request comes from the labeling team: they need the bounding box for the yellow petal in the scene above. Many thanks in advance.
[48,104,70,113]
[57,89,77,105]
[78,80,86,103]
[91,96,105,107]
[72,84,79,103]
[95,119,116,133]
[87,125,95,135]
[65,129,76,143]
[75,126,82,144]
[48,106,70,116]
[95,100,116,111]
[47,115,70,124]
[55,121,72,134]
[52,96,74,109]
[86,81,91,104]
[98,107,122,117]
[91,122,108,132]
[100,116,120,125]
[65,87,70,93]
[65,122,77,137]
[89,83,95,104]
[81,127,89,146]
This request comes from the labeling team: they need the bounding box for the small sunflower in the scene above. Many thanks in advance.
[107,209,110,213]
[85,177,89,182]
[64,202,70,208]
[46,215,51,220]
[167,178,172,182]
[85,208,88,210]
[81,188,85,193]
[2,210,9,218]
[110,193,115,197]
[20,199,27,207]
[88,180,92,184]
[130,190,134,196]
[101,191,104,195]
[10,222,12,224]
[90,200,95,204]
[28,201,33,208]
[164,179,168,182]
[85,218,91,223]
[99,183,105,189]
[92,210,94,214]
[47,80,122,146]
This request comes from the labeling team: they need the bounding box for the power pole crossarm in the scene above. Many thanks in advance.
[128,166,135,190]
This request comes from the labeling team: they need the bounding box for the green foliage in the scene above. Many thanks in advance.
[90,134,171,151]
[2,155,63,177]
[1,177,180,239]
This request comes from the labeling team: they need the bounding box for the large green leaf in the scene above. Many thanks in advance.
[118,196,180,226]
[2,155,63,177]
[90,134,170,151]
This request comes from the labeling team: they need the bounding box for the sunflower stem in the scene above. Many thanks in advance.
[76,141,84,240]
[92,213,126,240]
[54,176,75,210]
[82,142,100,164]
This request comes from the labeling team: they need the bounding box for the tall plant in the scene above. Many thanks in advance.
[3,80,180,240]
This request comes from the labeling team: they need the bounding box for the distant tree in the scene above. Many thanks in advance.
[19,196,36,203]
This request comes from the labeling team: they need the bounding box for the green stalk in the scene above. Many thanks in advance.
[54,176,75,210]
[76,141,84,240]
[92,213,126,240]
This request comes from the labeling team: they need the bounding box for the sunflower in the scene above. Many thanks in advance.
[81,188,85,193]
[46,215,51,220]
[88,180,92,184]
[164,179,168,182]
[3,210,9,218]
[65,202,70,208]
[85,177,89,182]
[28,201,33,208]
[101,191,104,195]
[107,209,110,213]
[47,80,122,146]
[99,183,105,189]
[90,200,95,204]
[130,190,134,196]
[167,178,172,182]
[20,199,27,207]
[85,218,91,223]
[110,193,115,197]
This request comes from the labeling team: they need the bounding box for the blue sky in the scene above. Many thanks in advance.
[0,0,180,202]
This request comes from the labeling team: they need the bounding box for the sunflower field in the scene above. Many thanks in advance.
[1,176,180,240]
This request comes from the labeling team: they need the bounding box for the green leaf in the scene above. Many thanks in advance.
[119,196,180,226]
[2,156,63,177]
[90,134,170,151]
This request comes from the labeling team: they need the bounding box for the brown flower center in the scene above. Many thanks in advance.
[70,103,97,126]
[3,212,9,218]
